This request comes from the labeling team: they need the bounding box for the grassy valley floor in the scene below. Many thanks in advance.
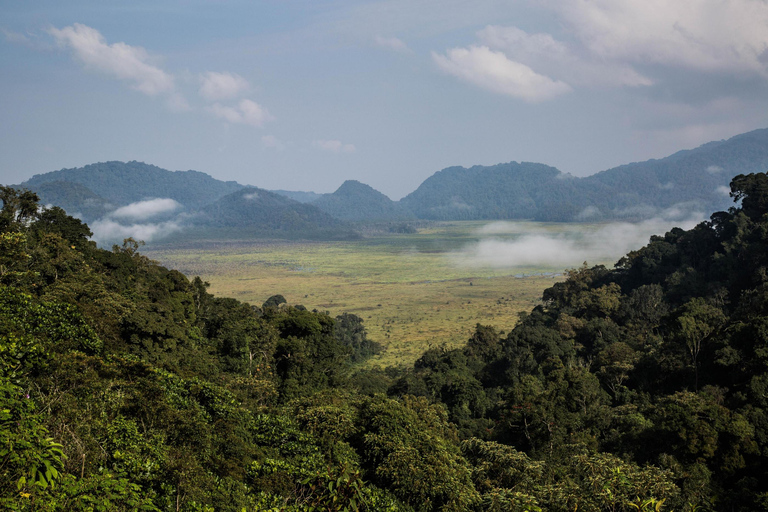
[144,222,612,367]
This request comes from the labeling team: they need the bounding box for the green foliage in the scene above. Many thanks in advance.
[334,313,381,363]
[0,377,65,504]
[3,171,768,510]
[357,394,479,511]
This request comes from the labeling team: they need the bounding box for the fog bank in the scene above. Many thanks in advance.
[452,216,705,270]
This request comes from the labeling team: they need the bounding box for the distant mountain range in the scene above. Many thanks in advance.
[9,127,768,242]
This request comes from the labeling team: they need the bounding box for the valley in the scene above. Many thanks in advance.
[144,221,624,366]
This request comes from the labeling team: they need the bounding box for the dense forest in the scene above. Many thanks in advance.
[2,172,768,511]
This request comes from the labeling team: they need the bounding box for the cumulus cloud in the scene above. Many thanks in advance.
[207,99,274,127]
[375,35,409,52]
[554,0,768,76]
[452,216,704,269]
[199,71,250,101]
[477,25,652,88]
[110,198,181,221]
[312,139,356,153]
[48,23,175,96]
[91,219,182,243]
[432,45,571,102]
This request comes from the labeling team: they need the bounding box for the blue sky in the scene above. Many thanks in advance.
[2,0,768,199]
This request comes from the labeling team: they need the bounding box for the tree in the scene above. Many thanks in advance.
[672,298,726,390]
[0,186,40,231]
[730,172,768,220]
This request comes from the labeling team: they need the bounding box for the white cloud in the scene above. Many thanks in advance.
[716,185,731,196]
[452,216,704,269]
[48,23,175,96]
[477,25,653,88]
[555,0,768,76]
[706,165,723,174]
[243,191,260,200]
[312,139,356,153]
[207,99,274,127]
[90,219,182,243]
[110,198,181,221]
[261,135,286,150]
[432,45,571,102]
[199,71,250,101]
[375,35,409,52]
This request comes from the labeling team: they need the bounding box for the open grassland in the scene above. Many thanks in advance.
[145,222,612,367]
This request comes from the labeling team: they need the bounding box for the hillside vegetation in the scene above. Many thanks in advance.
[23,161,243,212]
[2,173,768,510]
[399,129,768,222]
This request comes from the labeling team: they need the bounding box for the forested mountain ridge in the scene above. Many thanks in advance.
[192,186,360,240]
[16,163,359,241]
[400,128,768,222]
[583,127,768,217]
[11,128,768,233]
[21,161,244,212]
[398,161,608,221]
[3,171,768,510]
[312,180,414,222]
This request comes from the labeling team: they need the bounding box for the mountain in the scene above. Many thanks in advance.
[399,161,612,221]
[31,180,113,222]
[10,127,768,236]
[399,128,768,222]
[21,160,243,209]
[583,128,768,217]
[270,189,324,203]
[312,180,414,221]
[193,186,359,240]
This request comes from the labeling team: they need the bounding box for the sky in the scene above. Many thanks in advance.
[2,0,768,200]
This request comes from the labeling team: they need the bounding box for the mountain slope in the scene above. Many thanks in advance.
[584,128,768,216]
[21,160,243,209]
[31,180,113,222]
[313,180,413,221]
[193,186,359,239]
[399,128,768,221]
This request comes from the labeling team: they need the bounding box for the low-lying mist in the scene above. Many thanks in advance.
[451,215,705,270]
[90,198,186,243]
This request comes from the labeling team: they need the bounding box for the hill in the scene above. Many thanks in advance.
[270,189,324,203]
[30,180,113,222]
[584,128,768,217]
[399,128,768,221]
[399,161,613,221]
[21,160,243,209]
[313,180,413,221]
[3,174,768,509]
[192,186,360,240]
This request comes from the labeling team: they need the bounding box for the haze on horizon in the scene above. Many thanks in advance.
[2,0,768,199]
